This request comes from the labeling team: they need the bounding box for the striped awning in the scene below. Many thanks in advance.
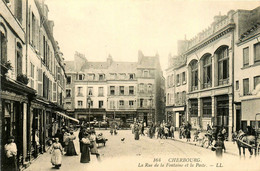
[56,111,79,123]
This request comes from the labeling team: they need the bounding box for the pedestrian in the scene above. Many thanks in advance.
[170,125,175,139]
[134,123,140,140]
[66,130,77,156]
[186,128,191,142]
[80,133,91,163]
[164,126,169,139]
[49,137,63,169]
[78,127,84,153]
[214,134,225,158]
[4,136,18,171]
[110,126,113,135]
[89,131,101,160]
[63,131,70,154]
[141,122,145,136]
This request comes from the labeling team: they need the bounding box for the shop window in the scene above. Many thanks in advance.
[243,47,249,67]
[190,99,198,117]
[202,98,212,117]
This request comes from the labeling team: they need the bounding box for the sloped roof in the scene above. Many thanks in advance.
[239,23,260,42]
[65,61,75,72]
[137,56,157,68]
[108,62,137,73]
[85,62,108,69]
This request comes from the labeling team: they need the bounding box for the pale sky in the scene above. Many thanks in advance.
[46,0,260,72]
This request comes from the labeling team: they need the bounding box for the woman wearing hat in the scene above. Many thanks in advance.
[49,137,63,169]
[66,130,77,156]
[4,136,18,171]
[80,132,91,163]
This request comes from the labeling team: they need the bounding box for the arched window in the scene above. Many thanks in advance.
[0,26,7,62]
[203,54,212,88]
[16,42,23,76]
[190,60,198,91]
[216,46,229,85]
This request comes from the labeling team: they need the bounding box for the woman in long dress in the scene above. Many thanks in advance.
[50,137,63,169]
[66,131,77,156]
[80,133,91,163]
[4,136,18,171]
[134,123,140,140]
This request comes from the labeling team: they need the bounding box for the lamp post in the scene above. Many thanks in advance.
[87,96,91,128]
[149,95,153,125]
[113,105,116,120]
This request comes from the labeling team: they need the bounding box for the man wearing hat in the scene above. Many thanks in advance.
[214,133,225,157]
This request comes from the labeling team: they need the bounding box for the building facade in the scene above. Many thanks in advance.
[0,0,75,170]
[234,8,260,132]
[165,6,260,139]
[65,51,165,127]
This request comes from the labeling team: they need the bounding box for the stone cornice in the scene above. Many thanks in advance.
[184,23,235,56]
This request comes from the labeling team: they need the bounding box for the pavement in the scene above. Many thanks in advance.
[23,129,259,171]
[170,130,239,156]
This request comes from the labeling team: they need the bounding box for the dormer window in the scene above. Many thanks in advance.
[129,74,134,80]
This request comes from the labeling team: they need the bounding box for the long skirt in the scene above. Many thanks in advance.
[79,141,83,153]
[51,149,62,166]
[90,142,98,154]
[134,131,139,140]
[66,141,77,156]
[5,156,17,171]
[80,144,90,163]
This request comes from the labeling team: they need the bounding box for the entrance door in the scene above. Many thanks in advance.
[236,109,241,131]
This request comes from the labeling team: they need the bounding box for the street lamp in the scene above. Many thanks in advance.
[113,105,116,120]
[149,95,153,124]
[87,96,91,128]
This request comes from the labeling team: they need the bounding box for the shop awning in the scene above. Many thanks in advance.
[56,111,79,123]
[242,98,260,120]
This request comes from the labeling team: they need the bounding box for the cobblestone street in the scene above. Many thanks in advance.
[24,129,260,171]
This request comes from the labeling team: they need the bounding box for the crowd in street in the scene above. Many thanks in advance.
[47,125,106,169]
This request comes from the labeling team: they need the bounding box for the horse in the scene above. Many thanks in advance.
[234,130,256,156]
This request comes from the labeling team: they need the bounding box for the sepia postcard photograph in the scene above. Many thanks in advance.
[1,0,260,171]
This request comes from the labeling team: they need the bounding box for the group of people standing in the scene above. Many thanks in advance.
[48,126,102,169]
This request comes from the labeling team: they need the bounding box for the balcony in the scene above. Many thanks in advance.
[191,86,198,91]
[218,79,229,86]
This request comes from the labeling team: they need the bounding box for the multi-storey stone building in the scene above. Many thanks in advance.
[234,8,260,132]
[165,54,187,129]
[165,6,260,140]
[0,0,75,170]
[65,51,165,126]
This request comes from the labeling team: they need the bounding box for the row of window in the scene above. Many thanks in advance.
[190,46,229,91]
[243,43,260,67]
[236,76,260,95]
[167,72,186,88]
[70,73,136,82]
[76,100,136,108]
